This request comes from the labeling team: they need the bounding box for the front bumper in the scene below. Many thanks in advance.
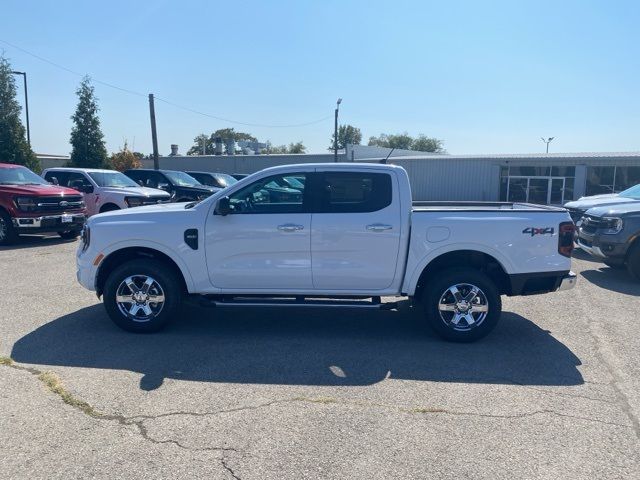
[576,228,627,261]
[13,213,86,233]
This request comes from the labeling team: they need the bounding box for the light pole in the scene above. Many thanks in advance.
[11,71,30,147]
[334,98,342,162]
[541,136,554,153]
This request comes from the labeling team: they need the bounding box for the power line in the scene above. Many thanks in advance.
[0,39,332,128]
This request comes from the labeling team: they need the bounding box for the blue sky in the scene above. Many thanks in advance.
[2,0,639,156]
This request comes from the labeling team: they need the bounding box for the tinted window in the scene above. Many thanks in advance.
[586,166,615,195]
[127,171,165,188]
[227,173,307,214]
[318,172,392,213]
[89,171,139,187]
[614,166,640,193]
[57,172,92,190]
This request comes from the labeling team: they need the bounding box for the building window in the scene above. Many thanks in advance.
[586,166,615,196]
[613,166,640,193]
[500,164,576,204]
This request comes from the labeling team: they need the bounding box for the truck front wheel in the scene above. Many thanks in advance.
[421,268,502,342]
[0,210,18,246]
[103,259,182,333]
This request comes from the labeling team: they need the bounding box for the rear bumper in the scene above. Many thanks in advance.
[509,270,575,296]
[13,214,86,233]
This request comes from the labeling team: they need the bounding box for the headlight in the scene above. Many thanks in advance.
[15,196,38,212]
[602,217,623,234]
[125,196,144,207]
[80,225,90,251]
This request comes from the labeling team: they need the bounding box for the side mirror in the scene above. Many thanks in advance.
[79,184,94,194]
[216,196,232,216]
[137,180,144,187]
[50,176,59,185]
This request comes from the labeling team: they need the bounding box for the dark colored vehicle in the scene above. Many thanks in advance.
[185,171,238,190]
[577,202,640,279]
[231,173,249,181]
[564,183,640,224]
[124,169,216,203]
[0,163,86,245]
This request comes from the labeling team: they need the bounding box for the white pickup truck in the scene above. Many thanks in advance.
[76,163,576,342]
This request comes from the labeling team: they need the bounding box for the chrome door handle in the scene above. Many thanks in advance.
[366,223,393,232]
[278,224,304,232]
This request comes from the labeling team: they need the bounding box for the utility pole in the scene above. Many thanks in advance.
[541,136,554,153]
[12,71,30,147]
[149,94,159,170]
[334,98,342,162]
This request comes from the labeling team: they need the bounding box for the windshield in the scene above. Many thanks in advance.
[163,171,202,187]
[214,173,238,188]
[0,166,48,185]
[619,184,640,199]
[88,171,139,188]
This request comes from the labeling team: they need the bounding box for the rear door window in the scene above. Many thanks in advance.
[317,172,392,213]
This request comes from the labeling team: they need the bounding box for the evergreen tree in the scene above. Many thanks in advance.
[0,55,38,170]
[69,77,108,168]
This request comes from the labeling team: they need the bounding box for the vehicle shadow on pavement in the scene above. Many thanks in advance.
[571,248,603,264]
[11,302,583,390]
[580,268,640,295]
[0,235,76,251]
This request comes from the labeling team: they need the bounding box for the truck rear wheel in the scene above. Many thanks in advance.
[103,259,182,332]
[0,210,18,246]
[421,268,502,342]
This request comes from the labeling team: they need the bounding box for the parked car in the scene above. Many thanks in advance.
[0,163,86,245]
[576,202,640,278]
[42,168,171,216]
[77,163,576,342]
[564,183,640,224]
[185,171,238,190]
[124,169,216,203]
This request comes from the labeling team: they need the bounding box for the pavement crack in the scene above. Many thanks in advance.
[221,456,242,480]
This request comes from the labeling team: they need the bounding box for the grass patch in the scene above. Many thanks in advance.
[411,407,447,414]
[37,371,100,417]
[0,356,14,366]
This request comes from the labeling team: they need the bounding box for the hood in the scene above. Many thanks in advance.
[586,201,640,217]
[175,184,217,194]
[91,202,189,221]
[99,186,171,197]
[0,183,81,196]
[564,194,637,210]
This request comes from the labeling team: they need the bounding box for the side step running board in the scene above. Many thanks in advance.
[197,296,398,310]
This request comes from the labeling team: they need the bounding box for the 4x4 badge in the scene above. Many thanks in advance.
[522,227,554,236]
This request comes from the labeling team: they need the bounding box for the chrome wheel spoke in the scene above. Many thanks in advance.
[116,295,133,303]
[128,303,143,316]
[463,313,476,326]
[124,277,139,294]
[439,303,457,312]
[141,277,154,294]
[473,304,489,312]
[147,294,165,304]
[464,286,479,303]
[449,286,463,302]
[116,274,165,322]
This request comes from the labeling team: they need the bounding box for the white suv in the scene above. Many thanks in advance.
[42,168,171,216]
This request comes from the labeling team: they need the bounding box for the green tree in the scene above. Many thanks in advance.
[287,141,306,154]
[368,132,445,153]
[69,77,108,168]
[411,134,446,153]
[329,124,362,150]
[264,141,306,154]
[0,55,38,170]
[108,141,142,172]
[187,128,258,155]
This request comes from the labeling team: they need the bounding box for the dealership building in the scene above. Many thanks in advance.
[38,147,640,205]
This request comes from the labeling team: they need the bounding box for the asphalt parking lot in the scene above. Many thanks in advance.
[1,236,639,479]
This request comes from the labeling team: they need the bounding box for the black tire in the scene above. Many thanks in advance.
[603,260,624,269]
[0,210,18,246]
[103,259,183,333]
[100,204,120,213]
[58,230,80,240]
[626,243,640,280]
[421,267,502,342]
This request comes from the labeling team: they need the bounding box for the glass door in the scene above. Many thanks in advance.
[549,178,565,205]
[507,178,528,202]
[528,178,549,204]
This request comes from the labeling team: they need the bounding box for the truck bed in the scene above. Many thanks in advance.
[412,201,567,212]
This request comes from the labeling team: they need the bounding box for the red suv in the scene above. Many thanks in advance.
[0,163,87,245]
